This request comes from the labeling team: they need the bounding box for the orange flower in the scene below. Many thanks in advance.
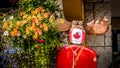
[22,14,28,19]
[49,17,54,22]
[38,29,42,35]
[25,27,30,35]
[44,13,48,18]
[44,26,48,32]
[37,14,43,21]
[14,25,19,30]
[35,28,42,35]
[40,24,43,28]
[37,14,41,18]
[43,23,47,27]
[32,15,37,19]
[8,20,13,28]
[3,22,8,30]
[16,21,21,26]
[32,17,39,25]
[27,16,32,21]
[10,31,16,37]
[30,23,36,31]
[43,23,48,31]
[20,20,27,26]
[32,23,35,27]
[20,11,26,16]
[38,16,43,21]
[32,18,36,23]
[35,8,40,13]
[10,29,17,37]
[39,7,45,12]
[31,10,36,14]
[33,32,38,39]
[35,19,39,26]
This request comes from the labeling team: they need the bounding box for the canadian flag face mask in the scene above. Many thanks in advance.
[70,28,86,45]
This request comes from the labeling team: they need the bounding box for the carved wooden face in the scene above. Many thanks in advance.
[71,21,84,30]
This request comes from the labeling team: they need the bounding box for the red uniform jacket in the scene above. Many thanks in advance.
[56,45,97,68]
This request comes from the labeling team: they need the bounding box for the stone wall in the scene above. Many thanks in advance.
[58,0,112,68]
[84,0,112,68]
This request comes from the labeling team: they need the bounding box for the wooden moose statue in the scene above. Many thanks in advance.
[56,0,109,68]
[56,17,109,68]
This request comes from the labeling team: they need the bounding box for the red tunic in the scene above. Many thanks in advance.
[56,45,97,68]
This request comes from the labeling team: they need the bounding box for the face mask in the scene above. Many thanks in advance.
[70,28,86,45]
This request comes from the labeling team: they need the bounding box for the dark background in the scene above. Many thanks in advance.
[112,0,120,17]
[0,0,18,8]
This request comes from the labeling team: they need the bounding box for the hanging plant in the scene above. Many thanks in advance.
[1,0,64,67]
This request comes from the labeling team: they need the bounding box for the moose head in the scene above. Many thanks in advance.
[56,17,109,45]
[57,17,109,35]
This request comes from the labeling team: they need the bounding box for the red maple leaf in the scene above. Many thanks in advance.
[73,32,80,39]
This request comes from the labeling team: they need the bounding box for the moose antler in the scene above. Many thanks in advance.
[85,17,109,35]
